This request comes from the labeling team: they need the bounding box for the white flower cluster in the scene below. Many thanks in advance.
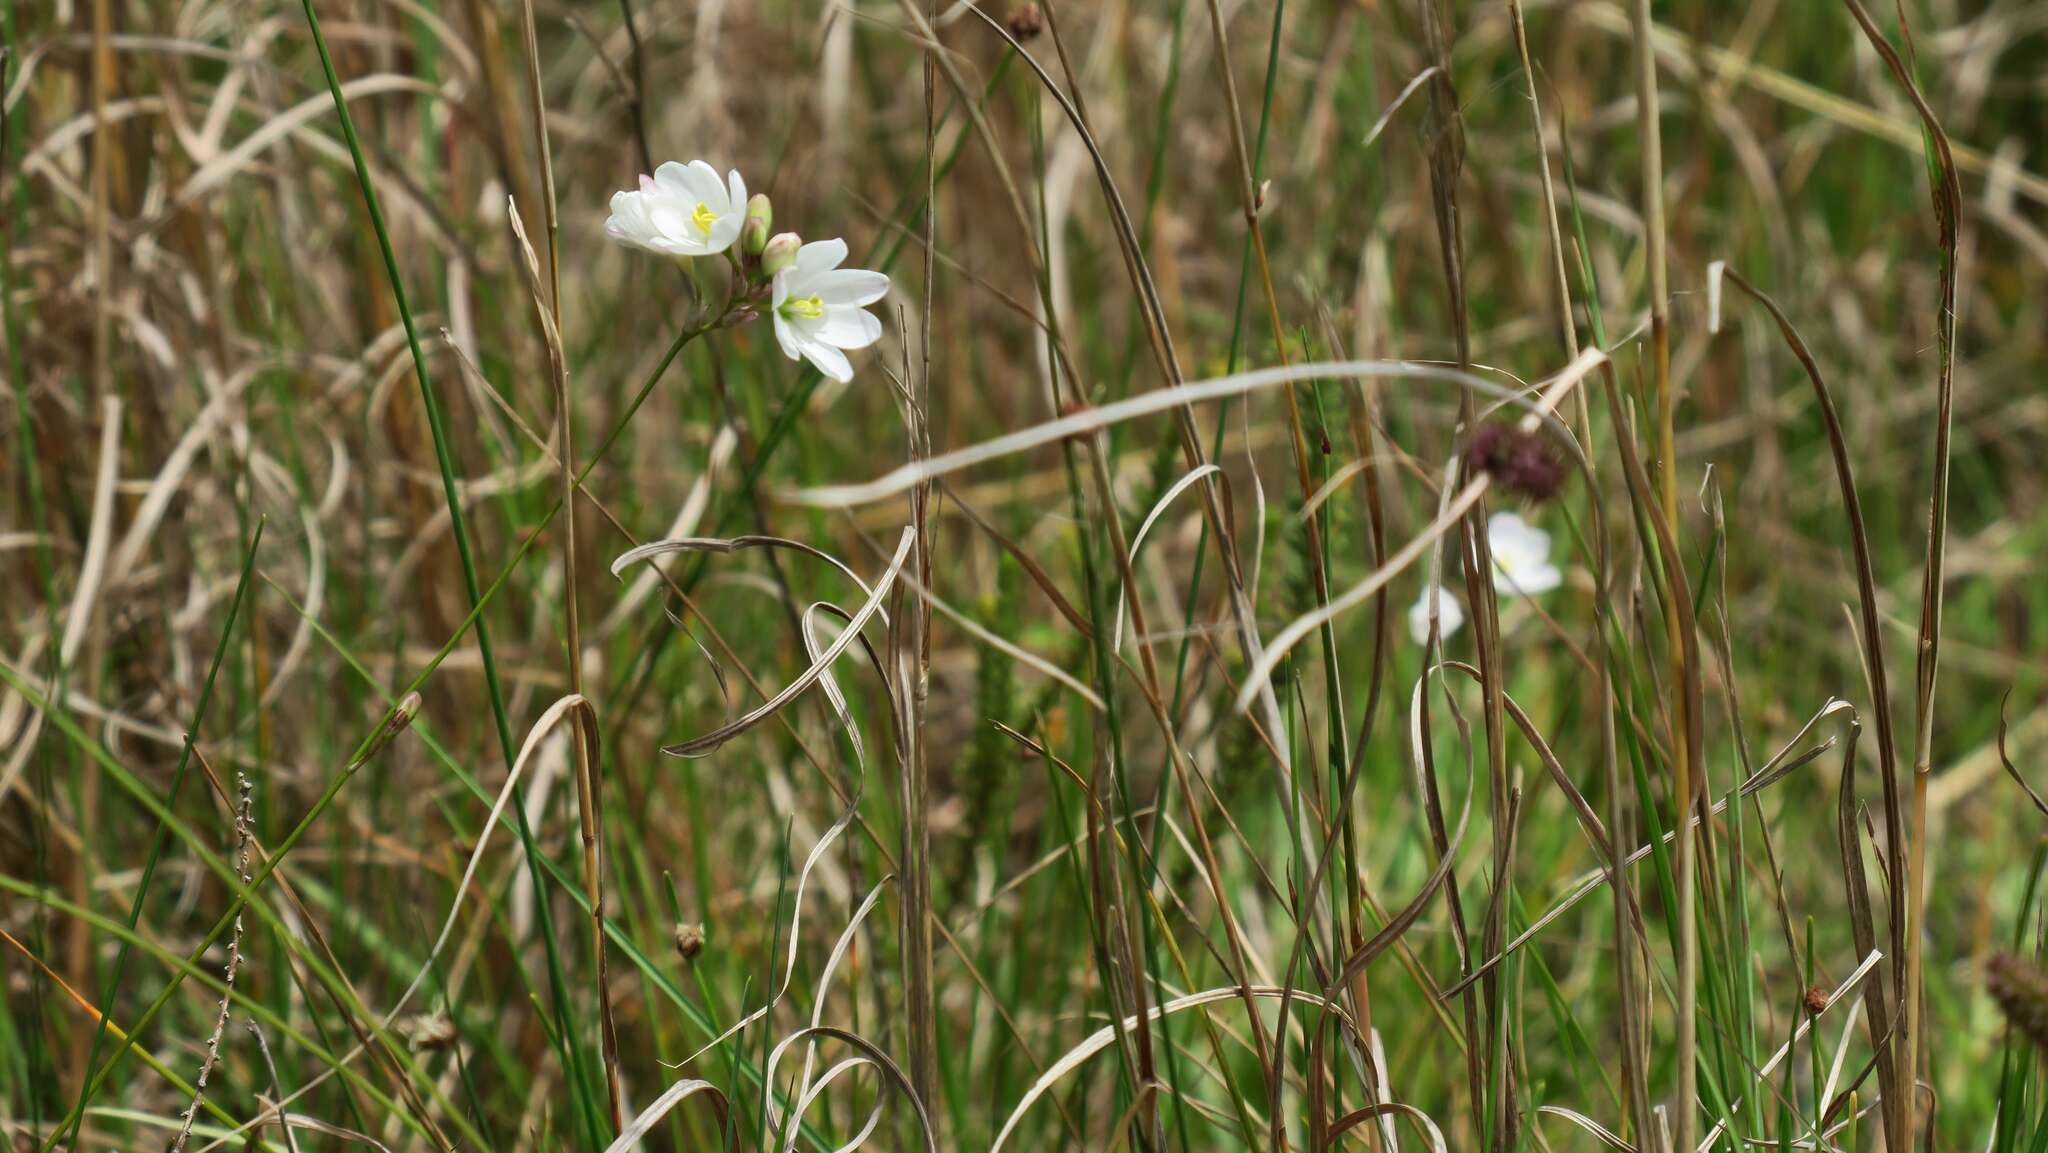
[1408,512,1564,644]
[605,160,890,384]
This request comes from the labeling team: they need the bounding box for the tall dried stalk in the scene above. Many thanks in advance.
[511,187,623,1130]
[1837,1,1962,1142]
[1626,1,1698,1147]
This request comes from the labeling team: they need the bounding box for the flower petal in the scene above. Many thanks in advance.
[650,161,690,198]
[793,238,849,280]
[812,306,883,350]
[812,268,890,307]
[605,190,654,245]
[1486,511,1549,568]
[726,169,747,216]
[706,213,743,254]
[773,312,804,364]
[1496,562,1562,597]
[800,337,854,383]
[1407,585,1464,644]
[648,200,695,244]
[668,160,728,209]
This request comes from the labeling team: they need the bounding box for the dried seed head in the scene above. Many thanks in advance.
[404,1011,459,1052]
[1991,952,2048,1053]
[674,922,707,962]
[1802,984,1828,1015]
[1464,422,1567,503]
[1006,2,1044,40]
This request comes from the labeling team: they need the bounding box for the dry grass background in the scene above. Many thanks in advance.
[3,0,2048,1150]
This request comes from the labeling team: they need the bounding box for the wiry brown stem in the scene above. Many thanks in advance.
[509,195,623,1130]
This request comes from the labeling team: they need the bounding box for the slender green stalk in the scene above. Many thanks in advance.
[50,520,263,1153]
[292,4,601,1141]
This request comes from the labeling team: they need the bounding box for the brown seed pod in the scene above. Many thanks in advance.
[1005,2,1044,40]
[1464,422,1567,503]
[674,922,707,962]
[1988,951,2048,1053]
[403,1011,459,1052]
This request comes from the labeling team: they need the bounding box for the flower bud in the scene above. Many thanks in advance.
[674,922,706,962]
[742,193,773,256]
[760,232,801,277]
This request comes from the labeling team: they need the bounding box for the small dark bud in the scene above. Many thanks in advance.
[674,922,706,961]
[1989,952,2048,1053]
[1006,2,1044,40]
[1801,984,1828,1015]
[1464,422,1567,503]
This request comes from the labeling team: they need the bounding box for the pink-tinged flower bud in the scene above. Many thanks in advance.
[760,232,802,277]
[742,194,773,255]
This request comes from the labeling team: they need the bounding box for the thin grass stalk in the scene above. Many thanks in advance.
[515,0,620,1124]
[1601,354,1706,1153]
[0,36,65,1121]
[0,911,296,1139]
[971,0,1291,777]
[509,194,623,1131]
[517,0,559,310]
[1835,3,1963,1133]
[292,4,606,1145]
[1556,123,1654,1143]
[1710,263,1907,1142]
[1191,2,1365,1125]
[168,768,255,1153]
[1145,0,1282,987]
[88,0,110,406]
[45,520,260,1153]
[79,0,114,1111]
[1015,79,1156,1128]
[899,14,943,1110]
[613,0,655,174]
[1073,433,1170,1149]
[1625,0,1695,1142]
[1411,0,1500,1141]
[1504,0,1590,445]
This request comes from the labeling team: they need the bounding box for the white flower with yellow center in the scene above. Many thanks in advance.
[605,160,747,258]
[771,238,889,383]
[1487,511,1562,596]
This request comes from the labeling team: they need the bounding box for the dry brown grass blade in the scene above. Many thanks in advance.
[651,529,914,759]
[954,0,1289,786]
[1711,255,1921,1145]
[1832,710,1906,1148]
[1997,693,2048,819]
[1834,4,1964,1129]
[1444,700,1849,1000]
[509,195,622,1130]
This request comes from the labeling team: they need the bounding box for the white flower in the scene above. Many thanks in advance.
[1487,511,1562,596]
[1408,584,1465,644]
[605,160,748,258]
[772,238,889,383]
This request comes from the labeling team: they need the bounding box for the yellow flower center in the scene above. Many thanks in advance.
[690,202,718,235]
[782,295,826,320]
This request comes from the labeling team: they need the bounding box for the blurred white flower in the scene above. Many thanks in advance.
[605,161,748,258]
[1488,511,1562,596]
[1408,584,1465,644]
[772,238,888,383]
